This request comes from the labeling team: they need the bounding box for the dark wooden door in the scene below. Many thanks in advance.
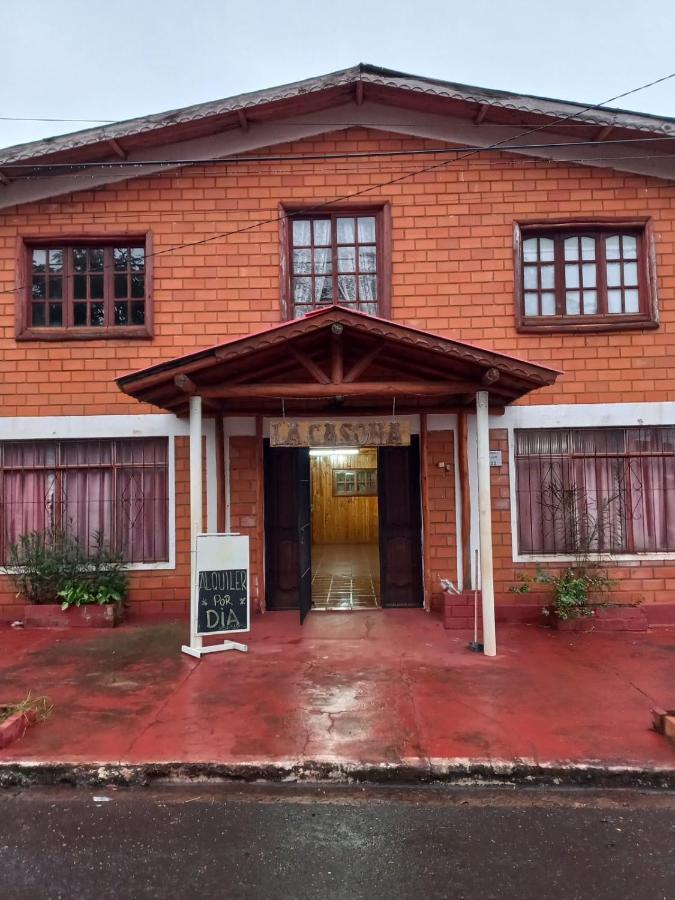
[263,442,312,618]
[378,436,424,608]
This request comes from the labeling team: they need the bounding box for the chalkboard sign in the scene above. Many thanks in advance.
[194,534,250,638]
[198,568,248,634]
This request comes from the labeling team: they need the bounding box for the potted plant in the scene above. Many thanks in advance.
[4,528,128,628]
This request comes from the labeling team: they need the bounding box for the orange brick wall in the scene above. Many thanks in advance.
[229,436,263,612]
[425,430,457,611]
[0,126,674,615]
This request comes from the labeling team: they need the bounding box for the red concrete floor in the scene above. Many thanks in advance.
[0,612,673,770]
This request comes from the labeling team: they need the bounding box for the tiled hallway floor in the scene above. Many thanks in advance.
[311,543,380,610]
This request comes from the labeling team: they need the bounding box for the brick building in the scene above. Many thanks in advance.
[1,64,674,652]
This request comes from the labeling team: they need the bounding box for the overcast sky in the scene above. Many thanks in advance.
[1,0,674,150]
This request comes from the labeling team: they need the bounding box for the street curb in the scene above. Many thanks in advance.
[1,758,673,790]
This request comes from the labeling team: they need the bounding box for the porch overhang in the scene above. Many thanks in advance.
[116,306,560,416]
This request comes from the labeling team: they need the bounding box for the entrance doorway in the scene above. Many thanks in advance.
[310,448,380,610]
[264,437,423,621]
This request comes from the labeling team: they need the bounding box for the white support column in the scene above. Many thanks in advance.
[189,395,203,652]
[476,391,497,657]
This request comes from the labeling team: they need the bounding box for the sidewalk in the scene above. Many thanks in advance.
[1,611,673,785]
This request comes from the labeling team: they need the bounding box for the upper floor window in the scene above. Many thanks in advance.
[515,222,657,332]
[283,208,389,319]
[17,236,151,340]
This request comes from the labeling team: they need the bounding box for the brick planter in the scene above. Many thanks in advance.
[23,600,124,629]
[0,707,37,749]
[551,605,648,633]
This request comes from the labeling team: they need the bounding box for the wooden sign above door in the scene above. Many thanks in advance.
[269,418,411,448]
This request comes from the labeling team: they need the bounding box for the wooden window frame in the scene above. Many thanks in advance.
[279,203,392,320]
[514,219,658,334]
[16,233,154,341]
[332,467,378,497]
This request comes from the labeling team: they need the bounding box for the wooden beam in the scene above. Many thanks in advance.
[331,330,343,384]
[174,374,197,394]
[594,124,613,141]
[481,367,500,386]
[199,381,478,399]
[343,345,383,383]
[457,410,471,590]
[420,412,433,613]
[0,169,10,186]
[474,104,489,124]
[108,138,127,159]
[237,109,249,132]
[355,79,364,106]
[290,348,330,383]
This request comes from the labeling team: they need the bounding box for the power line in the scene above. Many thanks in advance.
[2,134,675,174]
[0,68,673,300]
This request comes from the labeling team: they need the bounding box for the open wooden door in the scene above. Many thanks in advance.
[263,442,312,620]
[378,437,424,608]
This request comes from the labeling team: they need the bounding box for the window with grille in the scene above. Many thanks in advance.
[332,468,378,496]
[0,438,169,564]
[18,237,150,339]
[515,223,656,331]
[515,427,675,555]
[285,210,387,318]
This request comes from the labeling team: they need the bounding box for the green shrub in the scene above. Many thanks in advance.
[4,528,128,607]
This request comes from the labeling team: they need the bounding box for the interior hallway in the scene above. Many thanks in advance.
[311,543,380,610]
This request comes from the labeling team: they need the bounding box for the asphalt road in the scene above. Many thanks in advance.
[0,784,673,899]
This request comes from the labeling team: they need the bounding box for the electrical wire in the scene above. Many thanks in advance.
[0,68,673,300]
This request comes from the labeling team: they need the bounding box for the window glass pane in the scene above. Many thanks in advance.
[357,216,376,243]
[523,238,538,262]
[314,248,332,273]
[523,266,538,290]
[90,275,104,299]
[32,277,45,299]
[337,246,355,272]
[566,291,580,315]
[49,303,62,326]
[607,289,623,314]
[292,220,311,246]
[74,275,87,300]
[48,276,62,300]
[131,302,145,325]
[606,262,621,287]
[293,248,311,274]
[114,274,128,298]
[541,265,554,289]
[358,274,377,302]
[623,235,637,259]
[32,249,47,271]
[114,247,128,270]
[583,290,598,314]
[581,237,596,260]
[539,238,554,262]
[359,246,376,272]
[130,247,145,270]
[564,264,579,289]
[89,248,104,271]
[91,303,104,326]
[582,263,596,288]
[293,277,311,303]
[73,248,88,272]
[624,289,639,313]
[313,220,331,246]
[541,292,556,315]
[48,249,63,272]
[73,303,87,326]
[524,292,539,316]
[623,261,638,286]
[314,276,333,303]
[605,235,621,260]
[131,275,144,299]
[115,302,128,326]
[336,218,355,244]
[564,237,579,261]
[32,304,45,326]
[338,274,357,302]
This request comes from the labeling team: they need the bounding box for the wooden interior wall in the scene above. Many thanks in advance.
[311,449,379,544]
